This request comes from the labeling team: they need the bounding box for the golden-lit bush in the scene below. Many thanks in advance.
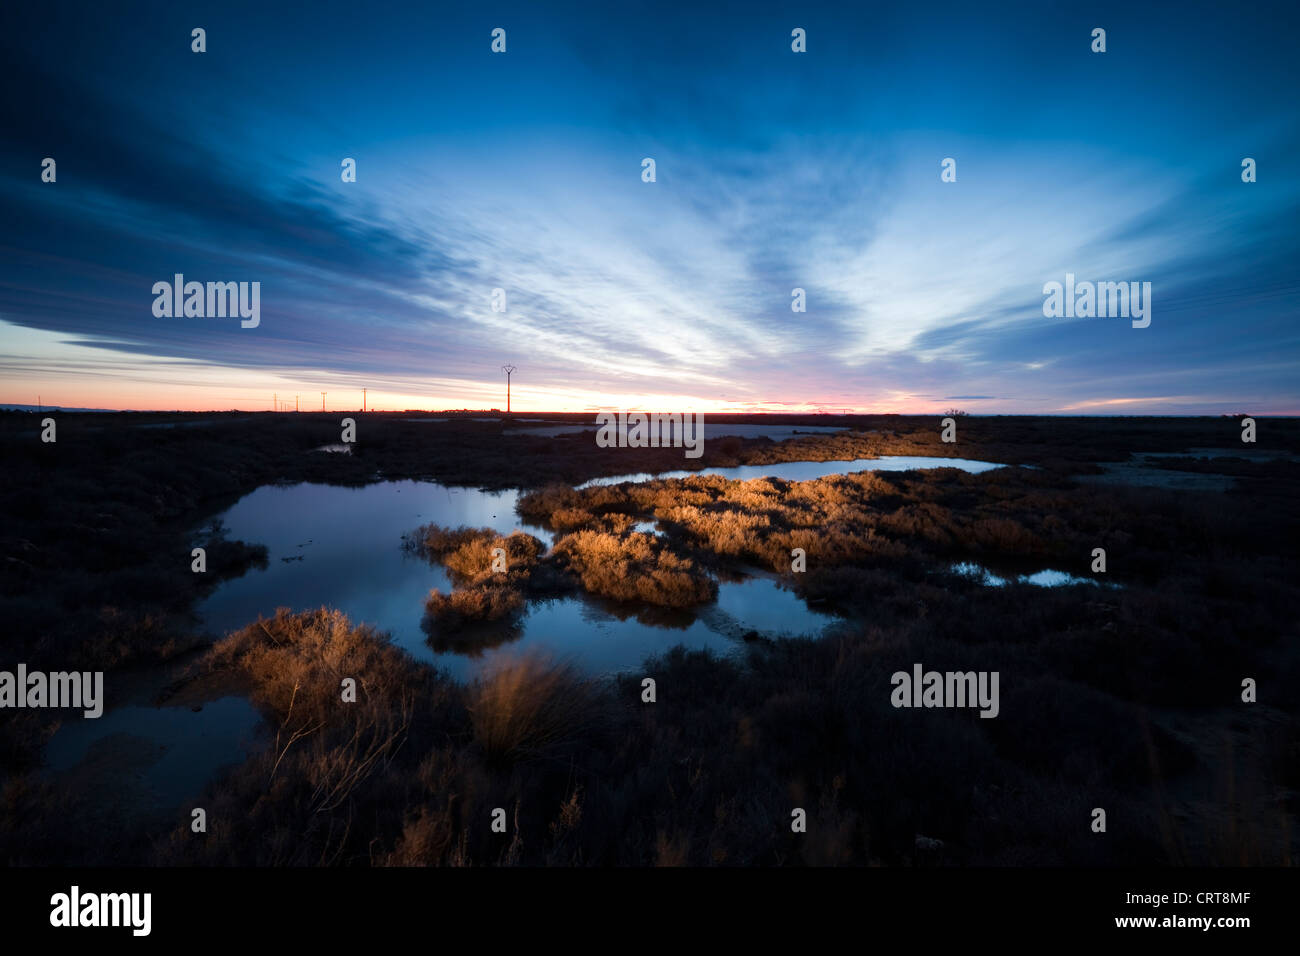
[424,585,525,631]
[552,530,716,606]
[550,507,597,531]
[407,525,545,587]
[442,532,544,586]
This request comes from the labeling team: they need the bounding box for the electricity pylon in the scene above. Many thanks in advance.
[502,365,517,414]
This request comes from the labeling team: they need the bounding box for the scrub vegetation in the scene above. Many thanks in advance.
[3,411,1297,866]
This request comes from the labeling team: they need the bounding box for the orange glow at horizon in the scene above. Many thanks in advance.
[0,378,921,415]
[5,324,1296,416]
[0,322,919,413]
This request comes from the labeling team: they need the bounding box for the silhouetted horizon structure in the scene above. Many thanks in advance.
[502,365,516,414]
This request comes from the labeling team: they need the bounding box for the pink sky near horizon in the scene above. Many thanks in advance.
[6,381,1296,416]
[4,321,1295,416]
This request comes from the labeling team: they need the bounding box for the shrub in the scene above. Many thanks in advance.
[423,585,525,632]
[467,654,606,764]
[552,530,716,607]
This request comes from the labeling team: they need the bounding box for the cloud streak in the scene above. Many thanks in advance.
[0,0,1296,413]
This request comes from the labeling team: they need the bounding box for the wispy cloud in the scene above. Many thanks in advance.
[0,0,1296,413]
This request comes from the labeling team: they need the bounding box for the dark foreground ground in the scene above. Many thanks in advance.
[1,412,1297,865]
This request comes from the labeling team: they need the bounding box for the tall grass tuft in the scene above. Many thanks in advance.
[467,654,605,764]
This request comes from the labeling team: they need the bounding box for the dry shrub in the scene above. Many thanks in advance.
[515,483,585,525]
[442,532,544,585]
[408,524,491,557]
[157,608,459,865]
[407,524,545,587]
[207,606,414,726]
[550,507,597,531]
[424,585,524,631]
[467,654,605,763]
[553,530,716,606]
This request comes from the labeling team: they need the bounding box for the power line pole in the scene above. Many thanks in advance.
[295,395,299,412]
[363,388,367,413]
[502,365,516,414]
[321,392,327,412]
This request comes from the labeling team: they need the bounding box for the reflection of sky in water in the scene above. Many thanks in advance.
[44,696,263,811]
[582,456,1009,487]
[198,480,838,682]
[78,461,1018,807]
[950,562,1118,589]
[714,576,835,636]
[469,596,733,681]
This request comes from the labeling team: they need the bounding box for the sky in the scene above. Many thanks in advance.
[1,0,1297,414]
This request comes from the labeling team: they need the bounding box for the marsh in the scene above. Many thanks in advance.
[2,411,1297,866]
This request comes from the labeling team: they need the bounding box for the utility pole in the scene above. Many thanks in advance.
[363,388,367,413]
[321,392,327,412]
[502,365,516,415]
[295,395,299,412]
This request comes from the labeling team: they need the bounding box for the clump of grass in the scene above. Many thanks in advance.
[467,654,606,764]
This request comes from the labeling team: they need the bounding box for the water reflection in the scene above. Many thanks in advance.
[582,456,1011,487]
[949,561,1117,588]
[198,480,837,680]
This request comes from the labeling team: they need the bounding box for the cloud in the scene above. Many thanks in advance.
[0,1,1296,413]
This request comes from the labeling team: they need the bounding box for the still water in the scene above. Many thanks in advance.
[197,480,842,680]
[581,456,1010,487]
[46,455,1010,809]
[198,457,1011,677]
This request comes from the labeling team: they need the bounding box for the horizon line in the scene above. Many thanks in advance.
[3,405,1295,419]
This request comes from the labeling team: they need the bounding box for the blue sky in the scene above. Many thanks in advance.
[1,0,1297,412]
